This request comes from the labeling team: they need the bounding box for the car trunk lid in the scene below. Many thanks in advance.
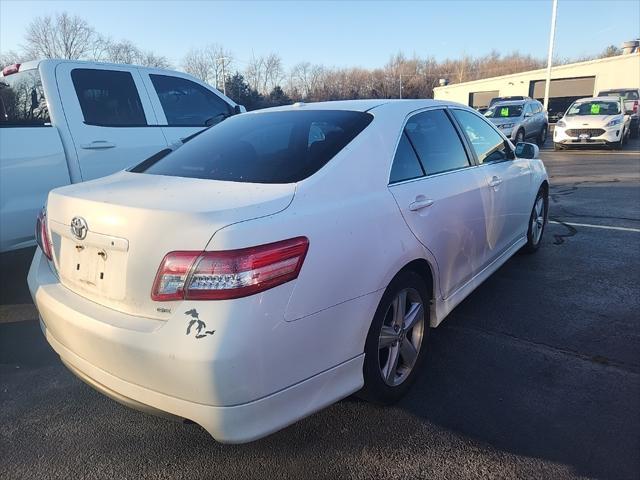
[45,171,295,320]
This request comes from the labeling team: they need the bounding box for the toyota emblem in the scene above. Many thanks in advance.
[70,216,88,240]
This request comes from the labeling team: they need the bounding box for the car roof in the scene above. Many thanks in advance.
[491,100,527,106]
[249,99,459,114]
[575,96,621,103]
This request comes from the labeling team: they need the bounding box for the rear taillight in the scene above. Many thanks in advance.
[633,101,638,114]
[151,237,309,301]
[2,64,20,76]
[35,209,53,260]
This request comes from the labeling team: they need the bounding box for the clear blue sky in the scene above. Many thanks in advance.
[1,0,639,70]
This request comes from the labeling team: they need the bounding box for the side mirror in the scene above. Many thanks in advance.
[524,112,533,118]
[515,142,539,159]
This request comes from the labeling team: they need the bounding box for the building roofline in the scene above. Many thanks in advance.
[433,52,640,91]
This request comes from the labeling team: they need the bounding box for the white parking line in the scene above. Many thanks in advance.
[549,220,640,233]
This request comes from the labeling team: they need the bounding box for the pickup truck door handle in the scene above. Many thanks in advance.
[409,197,435,211]
[80,141,116,150]
[488,176,503,188]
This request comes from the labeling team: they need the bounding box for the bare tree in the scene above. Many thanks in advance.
[182,45,232,89]
[23,12,102,60]
[102,39,171,68]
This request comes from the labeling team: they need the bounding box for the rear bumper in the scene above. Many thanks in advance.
[41,317,363,443]
[28,250,368,442]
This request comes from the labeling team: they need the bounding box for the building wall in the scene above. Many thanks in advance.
[433,53,640,106]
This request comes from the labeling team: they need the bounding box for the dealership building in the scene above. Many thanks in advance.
[433,51,640,119]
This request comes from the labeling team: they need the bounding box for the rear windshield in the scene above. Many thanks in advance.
[0,69,50,127]
[484,104,523,118]
[135,110,373,183]
[567,101,620,116]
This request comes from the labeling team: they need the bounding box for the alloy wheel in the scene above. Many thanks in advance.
[531,196,545,244]
[378,288,425,387]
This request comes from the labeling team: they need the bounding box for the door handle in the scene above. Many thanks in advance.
[409,197,434,211]
[80,141,116,150]
[488,176,503,188]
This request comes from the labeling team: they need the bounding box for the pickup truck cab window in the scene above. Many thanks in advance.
[0,69,50,126]
[71,68,147,126]
[149,74,231,127]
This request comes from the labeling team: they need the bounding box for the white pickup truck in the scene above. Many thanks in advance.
[0,59,243,253]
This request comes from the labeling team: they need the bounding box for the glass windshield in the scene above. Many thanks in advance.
[484,104,523,118]
[134,110,373,183]
[567,101,620,116]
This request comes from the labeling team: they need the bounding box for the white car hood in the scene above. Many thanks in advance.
[562,115,618,128]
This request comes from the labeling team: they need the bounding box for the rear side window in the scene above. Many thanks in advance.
[452,109,510,164]
[389,133,424,183]
[134,110,373,183]
[71,69,146,126]
[150,74,231,127]
[405,109,470,175]
[600,90,639,100]
[0,69,50,126]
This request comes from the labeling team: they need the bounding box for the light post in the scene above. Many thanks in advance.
[543,0,558,111]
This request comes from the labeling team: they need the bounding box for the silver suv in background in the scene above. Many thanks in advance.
[598,88,640,138]
[483,99,548,146]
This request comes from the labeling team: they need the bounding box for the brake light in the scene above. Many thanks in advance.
[151,237,309,301]
[35,209,53,260]
[2,64,20,76]
[633,101,638,114]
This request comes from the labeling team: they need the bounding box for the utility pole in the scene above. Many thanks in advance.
[543,0,558,111]
[217,56,229,95]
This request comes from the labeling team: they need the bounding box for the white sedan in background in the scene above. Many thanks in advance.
[29,99,548,443]
[554,96,631,150]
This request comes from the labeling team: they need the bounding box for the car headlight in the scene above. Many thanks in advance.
[498,123,514,129]
[605,118,622,127]
[556,120,566,128]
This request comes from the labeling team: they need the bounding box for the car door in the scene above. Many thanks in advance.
[388,108,492,299]
[55,63,169,181]
[450,108,532,259]
[141,72,234,147]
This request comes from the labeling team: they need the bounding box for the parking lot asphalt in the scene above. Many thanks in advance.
[1,139,639,480]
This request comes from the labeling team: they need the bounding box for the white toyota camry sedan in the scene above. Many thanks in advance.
[28,99,548,443]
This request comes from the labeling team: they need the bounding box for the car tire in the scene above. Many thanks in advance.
[537,125,548,146]
[515,129,525,144]
[553,142,564,151]
[521,188,547,254]
[358,270,431,405]
[631,123,639,139]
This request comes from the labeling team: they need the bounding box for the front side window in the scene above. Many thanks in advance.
[567,100,620,116]
[150,74,231,126]
[71,69,146,126]
[134,110,373,183]
[389,133,424,183]
[405,109,470,175]
[0,69,50,126]
[453,109,511,164]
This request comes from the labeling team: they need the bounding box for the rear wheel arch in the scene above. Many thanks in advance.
[396,258,434,304]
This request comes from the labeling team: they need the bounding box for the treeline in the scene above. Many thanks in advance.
[0,12,624,111]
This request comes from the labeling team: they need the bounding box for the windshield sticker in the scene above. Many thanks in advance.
[590,104,600,114]
[500,107,509,117]
[184,309,215,339]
